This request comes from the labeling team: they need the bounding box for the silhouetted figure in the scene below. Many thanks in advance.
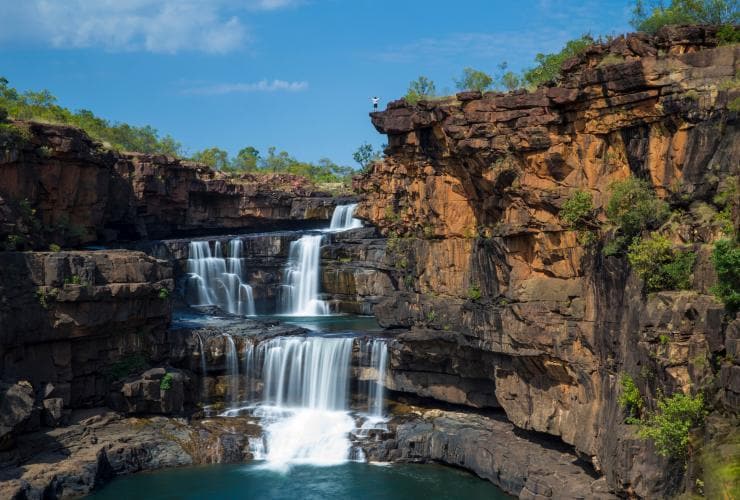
[371,96,379,110]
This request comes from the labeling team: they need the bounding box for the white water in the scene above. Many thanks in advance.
[280,235,329,316]
[328,203,362,231]
[186,239,256,316]
[367,340,388,418]
[224,334,239,406]
[196,334,208,403]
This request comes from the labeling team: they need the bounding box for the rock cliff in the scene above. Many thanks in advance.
[0,122,337,249]
[355,26,739,497]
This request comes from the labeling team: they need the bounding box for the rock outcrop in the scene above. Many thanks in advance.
[356,26,739,498]
[0,122,337,249]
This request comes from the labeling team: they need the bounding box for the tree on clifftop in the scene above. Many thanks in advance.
[353,143,382,170]
[454,68,493,92]
[631,0,739,33]
[405,76,436,105]
[191,147,229,170]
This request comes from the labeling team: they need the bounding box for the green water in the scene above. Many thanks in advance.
[87,463,510,499]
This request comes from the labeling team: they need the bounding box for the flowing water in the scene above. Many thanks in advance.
[328,203,362,231]
[86,463,510,500]
[279,234,329,316]
[186,239,256,316]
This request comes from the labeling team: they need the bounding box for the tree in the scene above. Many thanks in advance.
[353,143,381,170]
[631,0,739,32]
[522,36,594,88]
[191,147,230,170]
[231,146,260,171]
[405,76,436,105]
[454,68,493,92]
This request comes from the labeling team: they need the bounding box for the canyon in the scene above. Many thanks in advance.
[0,25,738,499]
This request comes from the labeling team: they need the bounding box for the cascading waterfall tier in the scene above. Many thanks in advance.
[280,235,329,316]
[217,336,388,471]
[186,239,255,316]
[328,203,362,231]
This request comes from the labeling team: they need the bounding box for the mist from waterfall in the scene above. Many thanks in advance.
[328,203,362,231]
[280,235,329,316]
[186,239,256,316]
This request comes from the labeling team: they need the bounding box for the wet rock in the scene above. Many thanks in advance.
[0,381,35,451]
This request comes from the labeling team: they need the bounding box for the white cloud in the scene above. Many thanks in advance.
[0,0,303,53]
[182,79,309,95]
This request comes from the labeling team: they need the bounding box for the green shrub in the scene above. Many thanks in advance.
[618,374,644,420]
[160,373,174,391]
[405,76,436,105]
[717,24,740,44]
[158,288,170,300]
[627,233,695,292]
[48,243,61,252]
[454,68,493,92]
[605,178,670,254]
[630,1,739,33]
[468,286,482,301]
[711,238,740,311]
[522,36,594,87]
[560,190,595,229]
[637,392,706,458]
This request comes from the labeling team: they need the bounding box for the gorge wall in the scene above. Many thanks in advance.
[355,26,739,497]
[0,123,337,249]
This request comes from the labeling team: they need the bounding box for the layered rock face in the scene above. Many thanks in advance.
[356,26,738,497]
[0,122,336,248]
[0,250,173,408]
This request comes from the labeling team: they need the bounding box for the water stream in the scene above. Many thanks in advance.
[328,203,362,231]
[279,234,330,316]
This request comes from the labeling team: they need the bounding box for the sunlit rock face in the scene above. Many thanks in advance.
[356,26,738,498]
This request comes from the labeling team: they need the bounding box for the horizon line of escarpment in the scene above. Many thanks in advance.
[354,25,739,499]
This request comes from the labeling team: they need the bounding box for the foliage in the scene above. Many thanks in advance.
[48,243,61,252]
[494,62,521,91]
[711,238,740,311]
[627,233,696,291]
[630,0,740,33]
[454,67,494,92]
[700,429,740,500]
[405,76,436,105]
[230,146,260,172]
[0,77,181,155]
[158,288,170,300]
[522,36,595,87]
[160,373,174,391]
[191,147,230,170]
[637,392,706,458]
[606,178,670,241]
[560,191,595,229]
[353,142,382,170]
[467,286,482,301]
[618,374,644,420]
[106,354,148,381]
[717,23,740,44]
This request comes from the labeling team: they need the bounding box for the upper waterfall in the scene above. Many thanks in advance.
[328,203,362,231]
[280,234,329,316]
[185,239,256,316]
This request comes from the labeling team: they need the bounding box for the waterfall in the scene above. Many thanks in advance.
[242,341,255,401]
[197,334,208,403]
[224,334,239,406]
[280,235,329,316]
[328,203,362,231]
[249,337,356,470]
[367,340,388,418]
[186,239,255,316]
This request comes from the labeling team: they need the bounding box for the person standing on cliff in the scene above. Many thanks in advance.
[371,96,380,110]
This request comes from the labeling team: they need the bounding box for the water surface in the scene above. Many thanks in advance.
[87,463,510,500]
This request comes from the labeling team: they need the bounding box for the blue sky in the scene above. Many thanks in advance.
[0,0,632,166]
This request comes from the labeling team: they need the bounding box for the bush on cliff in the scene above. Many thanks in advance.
[618,374,644,420]
[630,0,739,33]
[605,178,669,252]
[522,36,594,88]
[711,238,740,311]
[637,392,706,459]
[454,68,494,92]
[627,233,696,291]
[405,76,436,105]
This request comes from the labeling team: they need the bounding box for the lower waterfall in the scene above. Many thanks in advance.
[280,235,329,316]
[220,336,388,471]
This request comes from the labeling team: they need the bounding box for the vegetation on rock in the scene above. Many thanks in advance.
[160,373,173,391]
[618,374,644,421]
[627,233,696,292]
[454,68,494,92]
[636,392,706,459]
[405,76,437,104]
[711,238,740,311]
[522,36,595,88]
[605,178,670,254]
[353,143,383,171]
[630,0,739,33]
